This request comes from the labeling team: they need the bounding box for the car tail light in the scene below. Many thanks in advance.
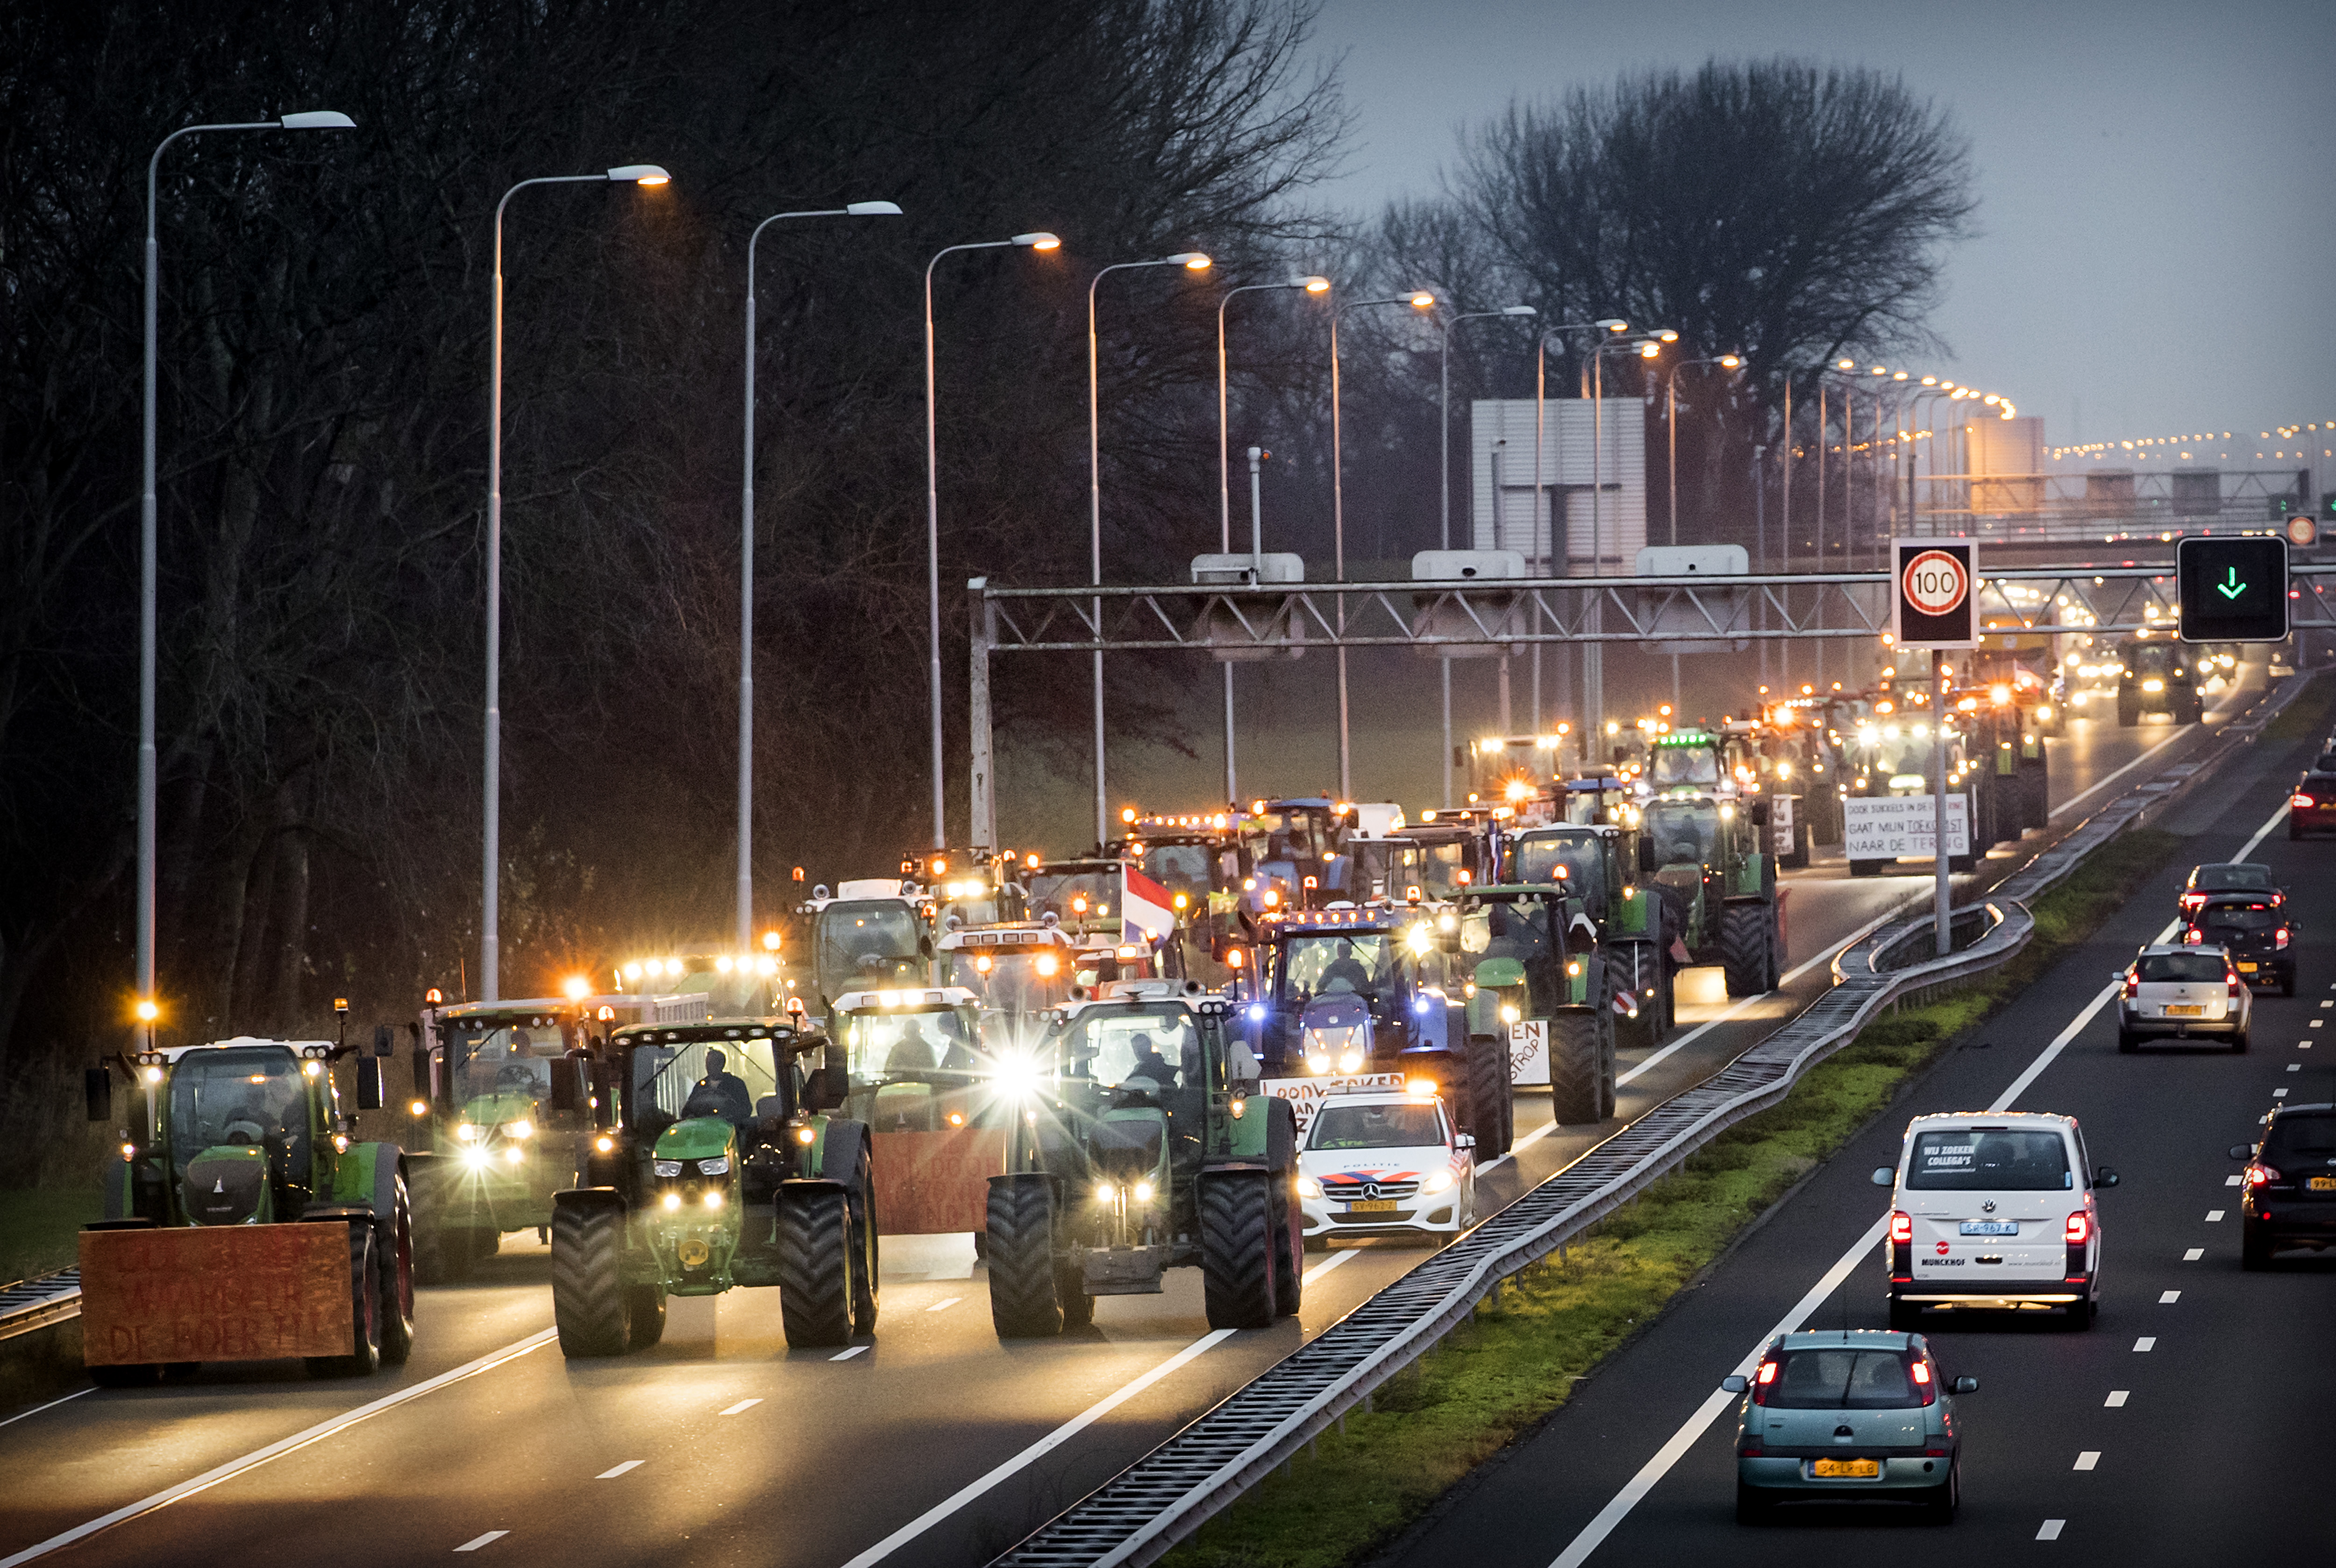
[2120,970,2138,999]
[1890,1210,1913,1244]
[2244,1162,2279,1187]
[2065,1211,2091,1245]
[2180,892,2206,911]
[2276,927,2290,949]
[2183,927,2203,945]
[1751,1357,1781,1405]
[1909,1358,1937,1406]
[2229,974,2245,1000]
[2294,794,2316,809]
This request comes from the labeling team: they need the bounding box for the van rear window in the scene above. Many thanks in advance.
[1907,1129,2072,1190]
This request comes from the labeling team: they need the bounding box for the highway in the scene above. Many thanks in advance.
[1382,685,2329,1564]
[0,676,2270,1568]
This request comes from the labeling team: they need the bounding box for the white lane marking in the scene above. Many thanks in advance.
[2159,1290,2181,1304]
[2134,1337,2156,1352]
[2106,1390,2129,1407]
[2275,1088,2290,1098]
[0,1327,558,1568]
[2038,1519,2067,1540]
[926,1296,964,1312]
[2073,1450,2101,1471]
[596,1461,643,1479]
[840,1249,1358,1567]
[2226,1175,2243,1186]
[2207,1210,2225,1222]
[2288,1063,2303,1072]
[2320,1000,2331,1009]
[718,1398,762,1416]
[2311,1021,2322,1029]
[2183,1248,2204,1261]
[831,1345,869,1361]
[0,1387,94,1432]
[2300,1042,2312,1049]
[455,1532,509,1552]
[2048,712,2216,821]
[1537,793,2294,1568]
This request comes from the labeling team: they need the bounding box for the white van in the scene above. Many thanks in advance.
[1872,1112,2119,1331]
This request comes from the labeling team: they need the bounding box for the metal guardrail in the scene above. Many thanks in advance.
[990,672,2313,1568]
[0,1269,80,1344]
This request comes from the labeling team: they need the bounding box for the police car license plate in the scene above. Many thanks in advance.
[1959,1220,2019,1236]
[1811,1459,1880,1478]
[1346,1199,1399,1213]
[2164,1004,2204,1016]
[2310,1177,2336,1191]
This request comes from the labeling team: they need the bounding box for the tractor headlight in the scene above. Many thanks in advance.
[594,1135,616,1154]
[1500,1005,1521,1024]
[505,1146,523,1164]
[703,1189,725,1209]
[1296,1175,1322,1198]
[1132,1181,1154,1204]
[1338,1050,1362,1073]
[457,1123,481,1142]
[1096,1181,1117,1201]
[662,1192,682,1211]
[409,1100,429,1118]
[1306,1054,1330,1075]
[653,1159,685,1177]
[1422,1169,1454,1195]
[698,1156,730,1176]
[506,1120,533,1140]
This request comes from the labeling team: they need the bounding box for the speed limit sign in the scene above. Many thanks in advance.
[1892,537,1976,649]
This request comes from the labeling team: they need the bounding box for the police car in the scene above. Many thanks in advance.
[1296,1084,1475,1247]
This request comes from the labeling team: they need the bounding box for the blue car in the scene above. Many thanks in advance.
[1721,1329,1977,1524]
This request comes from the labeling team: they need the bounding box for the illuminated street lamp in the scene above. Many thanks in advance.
[482,164,670,999]
[1089,252,1212,846]
[732,200,902,952]
[133,109,354,1024]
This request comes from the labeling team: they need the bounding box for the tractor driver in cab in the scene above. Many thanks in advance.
[884,1019,939,1075]
[1319,939,1375,997]
[682,1048,755,1126]
[1126,1031,1178,1089]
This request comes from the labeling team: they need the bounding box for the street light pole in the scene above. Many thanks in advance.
[1090,251,1211,848]
[1533,322,1617,759]
[1435,304,1533,802]
[1661,353,1741,710]
[1217,275,1327,806]
[1330,291,1436,799]
[916,231,1055,870]
[136,110,352,1020]
[484,164,669,1001]
[732,200,901,954]
[1585,328,1671,741]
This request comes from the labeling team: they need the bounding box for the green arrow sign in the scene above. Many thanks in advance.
[2216,567,2247,600]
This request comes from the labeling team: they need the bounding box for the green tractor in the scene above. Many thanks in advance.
[985,980,1304,1338]
[80,1026,414,1383]
[1503,821,1674,1049]
[1455,885,1617,1126]
[1639,790,1780,998]
[549,1015,878,1355]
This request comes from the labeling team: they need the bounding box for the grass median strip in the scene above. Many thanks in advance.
[1163,825,2182,1568]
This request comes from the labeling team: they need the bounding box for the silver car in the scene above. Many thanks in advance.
[1723,1329,1977,1523]
[2117,942,2250,1053]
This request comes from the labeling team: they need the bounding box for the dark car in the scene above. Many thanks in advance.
[2232,1105,2336,1268]
[2179,862,2280,918]
[2292,771,2336,840]
[2116,639,2201,725]
[2185,895,2295,995]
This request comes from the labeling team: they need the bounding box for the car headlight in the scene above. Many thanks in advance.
[653,1159,685,1177]
[456,1123,481,1142]
[1422,1169,1454,1195]
[698,1156,730,1176]
[1296,1175,1322,1198]
[506,1120,533,1140]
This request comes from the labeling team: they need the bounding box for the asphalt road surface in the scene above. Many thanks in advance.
[1383,682,2328,1567]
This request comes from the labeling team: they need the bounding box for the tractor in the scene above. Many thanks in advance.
[1239,906,1512,1158]
[1639,789,1782,997]
[1455,884,1617,1126]
[983,980,1304,1336]
[550,1014,877,1354]
[80,1022,414,1383]
[1504,822,1675,1050]
[801,878,935,1013]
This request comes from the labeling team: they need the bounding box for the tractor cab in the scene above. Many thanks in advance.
[801,879,933,1007]
[1231,798,1355,910]
[135,1038,345,1227]
[1646,728,1729,795]
[905,849,1030,929]
[1455,884,1615,1122]
[935,923,1079,1054]
[828,986,990,1134]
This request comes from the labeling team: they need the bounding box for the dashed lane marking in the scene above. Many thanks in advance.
[2037,1519,2066,1540]
[596,1461,643,1479]
[926,1296,964,1312]
[2276,1088,2290,1098]
[2227,1175,2244,1186]
[2074,1451,2101,1471]
[454,1533,508,1553]
[2183,1248,2204,1261]
[718,1399,761,1416]
[2159,1290,2181,1304]
[2207,1210,2225,1221]
[2134,1337,2156,1352]
[831,1345,869,1361]
[2106,1391,2129,1407]
[0,1388,94,1432]
[2288,1063,2302,1071]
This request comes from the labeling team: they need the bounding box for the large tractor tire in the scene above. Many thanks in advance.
[985,1176,1063,1339]
[550,1199,631,1358]
[377,1182,415,1367]
[626,1284,667,1349]
[846,1161,880,1339]
[1271,1177,1303,1318]
[776,1186,857,1349]
[1200,1171,1277,1331]
[309,1220,383,1378]
[1720,903,1774,998]
[1056,1259,1097,1328]
[1464,1034,1511,1158]
[1549,1013,1605,1126]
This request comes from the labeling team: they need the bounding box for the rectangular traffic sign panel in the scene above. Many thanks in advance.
[1891,538,1976,649]
[2176,535,2289,642]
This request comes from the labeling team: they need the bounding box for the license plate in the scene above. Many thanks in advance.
[1811,1458,1880,1478]
[2237,962,2258,972]
[1345,1199,1399,1213]
[1959,1220,2019,1236]
[2311,1177,2336,1192]
[2164,1004,2204,1016]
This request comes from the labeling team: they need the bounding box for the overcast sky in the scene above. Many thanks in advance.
[1306,0,2335,458]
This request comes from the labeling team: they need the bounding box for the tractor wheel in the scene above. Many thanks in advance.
[847,1163,880,1339]
[1272,1176,1304,1318]
[1720,904,1773,998]
[776,1187,856,1349]
[550,1201,631,1359]
[1055,1260,1097,1328]
[984,1177,1063,1339]
[1598,1014,1618,1120]
[1549,1013,1604,1126]
[1466,1033,1511,1158]
[377,1183,415,1367]
[309,1221,383,1378]
[1200,1171,1277,1331]
[626,1284,667,1349]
